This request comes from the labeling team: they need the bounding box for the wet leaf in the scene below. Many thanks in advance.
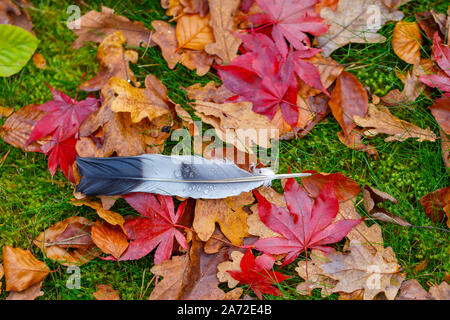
[392,21,422,65]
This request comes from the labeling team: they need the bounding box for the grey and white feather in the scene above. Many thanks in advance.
[76,154,310,199]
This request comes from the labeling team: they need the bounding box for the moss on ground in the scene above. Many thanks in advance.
[0,0,448,299]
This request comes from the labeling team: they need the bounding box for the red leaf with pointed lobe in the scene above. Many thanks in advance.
[247,0,328,57]
[420,32,450,93]
[40,137,77,182]
[228,250,289,299]
[254,179,362,266]
[106,193,187,265]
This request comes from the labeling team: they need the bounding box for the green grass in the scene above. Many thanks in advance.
[0,0,448,300]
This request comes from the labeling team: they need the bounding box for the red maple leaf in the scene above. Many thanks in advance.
[107,193,188,265]
[40,137,77,181]
[217,33,326,127]
[228,250,289,299]
[254,179,362,266]
[247,0,328,57]
[27,83,99,143]
[420,32,450,93]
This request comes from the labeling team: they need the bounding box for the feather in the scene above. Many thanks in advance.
[76,154,311,199]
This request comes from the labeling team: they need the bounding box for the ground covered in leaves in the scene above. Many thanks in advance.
[0,0,449,300]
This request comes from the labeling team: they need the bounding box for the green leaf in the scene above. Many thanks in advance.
[0,25,39,77]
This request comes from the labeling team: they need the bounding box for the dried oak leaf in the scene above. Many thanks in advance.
[397,280,450,300]
[0,0,33,33]
[204,0,241,64]
[151,20,181,70]
[354,104,437,142]
[71,6,154,49]
[91,222,128,259]
[328,71,368,136]
[0,104,45,152]
[217,250,244,288]
[149,236,242,300]
[193,192,254,245]
[93,284,120,300]
[179,49,214,76]
[77,81,171,157]
[33,216,99,266]
[363,185,412,227]
[80,31,138,92]
[419,187,450,227]
[6,280,44,300]
[295,249,337,297]
[392,21,422,65]
[321,241,405,300]
[182,0,209,16]
[3,246,49,292]
[337,129,378,157]
[109,75,170,123]
[316,0,404,57]
[176,13,215,51]
[193,100,277,153]
[184,81,233,103]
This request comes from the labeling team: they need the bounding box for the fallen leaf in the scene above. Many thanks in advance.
[354,104,437,142]
[91,222,129,259]
[0,104,45,152]
[109,193,188,265]
[204,0,241,64]
[33,216,99,266]
[429,95,450,135]
[314,0,338,14]
[217,250,244,288]
[32,53,46,69]
[363,185,412,226]
[6,280,44,300]
[193,192,254,245]
[396,279,428,300]
[227,249,289,299]
[179,49,214,76]
[182,0,209,17]
[428,281,450,300]
[176,13,215,51]
[93,284,120,300]
[316,0,404,56]
[415,10,447,40]
[337,129,378,157]
[419,187,450,226]
[3,246,49,292]
[151,20,181,69]
[392,21,422,65]
[254,179,362,265]
[71,6,154,49]
[419,33,450,93]
[328,71,368,136]
[149,236,242,300]
[0,0,33,33]
[301,170,361,202]
[0,263,3,294]
[184,81,233,103]
[321,241,405,300]
[70,199,126,233]
[80,31,138,92]
[0,106,13,119]
[193,100,277,153]
[295,249,337,297]
[413,259,427,274]
[109,75,170,123]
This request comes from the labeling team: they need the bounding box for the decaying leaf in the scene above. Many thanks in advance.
[109,76,170,123]
[337,129,378,157]
[193,192,254,245]
[363,186,412,227]
[217,250,244,288]
[33,216,99,266]
[328,71,368,136]
[176,14,215,51]
[392,21,422,65]
[91,222,129,259]
[151,20,181,70]
[397,279,450,300]
[0,104,45,152]
[149,236,242,300]
[295,250,337,297]
[204,0,241,64]
[6,280,44,300]
[321,241,405,300]
[430,95,450,135]
[193,100,277,153]
[32,53,46,69]
[301,171,361,202]
[0,0,33,33]
[419,187,450,227]
[71,6,154,49]
[354,104,437,142]
[70,199,126,233]
[93,284,120,300]
[80,31,138,92]
[185,81,233,103]
[3,246,50,292]
[316,0,404,56]
[179,49,214,76]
